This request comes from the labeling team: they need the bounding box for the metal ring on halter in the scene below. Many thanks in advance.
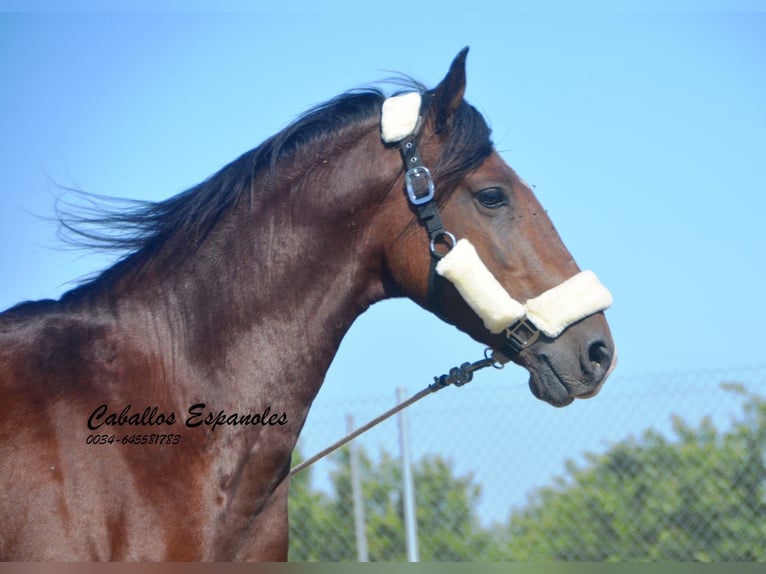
[484,347,509,369]
[429,230,457,258]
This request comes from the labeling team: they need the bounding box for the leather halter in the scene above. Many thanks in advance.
[388,92,540,353]
[395,93,455,256]
[385,92,611,355]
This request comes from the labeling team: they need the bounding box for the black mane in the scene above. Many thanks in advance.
[57,82,492,263]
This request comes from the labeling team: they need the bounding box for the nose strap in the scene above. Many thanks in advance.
[524,269,613,338]
[435,238,612,338]
[434,239,526,333]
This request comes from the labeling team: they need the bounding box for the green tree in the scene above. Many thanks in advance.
[288,446,494,561]
[287,449,343,561]
[493,385,766,561]
[289,385,766,562]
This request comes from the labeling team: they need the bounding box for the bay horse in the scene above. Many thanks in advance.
[0,48,615,561]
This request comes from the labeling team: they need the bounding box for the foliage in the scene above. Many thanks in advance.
[496,384,766,561]
[288,385,766,561]
[288,446,494,561]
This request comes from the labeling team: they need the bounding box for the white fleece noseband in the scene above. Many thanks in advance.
[433,239,526,333]
[436,239,612,337]
[381,93,612,343]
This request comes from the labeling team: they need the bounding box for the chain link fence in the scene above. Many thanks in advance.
[288,365,766,561]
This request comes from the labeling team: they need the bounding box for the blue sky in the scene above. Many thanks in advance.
[2,4,765,522]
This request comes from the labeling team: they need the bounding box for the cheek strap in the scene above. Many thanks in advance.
[434,239,613,338]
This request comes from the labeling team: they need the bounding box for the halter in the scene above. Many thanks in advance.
[381,91,613,354]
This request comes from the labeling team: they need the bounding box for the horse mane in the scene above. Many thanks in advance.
[56,79,492,268]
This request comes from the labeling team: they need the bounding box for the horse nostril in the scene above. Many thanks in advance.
[588,340,612,371]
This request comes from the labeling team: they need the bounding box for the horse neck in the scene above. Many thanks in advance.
[95,121,397,405]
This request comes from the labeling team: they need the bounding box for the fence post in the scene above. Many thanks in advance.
[397,387,419,562]
[347,414,368,562]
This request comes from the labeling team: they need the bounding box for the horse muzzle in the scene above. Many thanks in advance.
[517,316,617,407]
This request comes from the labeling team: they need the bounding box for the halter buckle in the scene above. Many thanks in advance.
[405,166,435,205]
[504,318,541,352]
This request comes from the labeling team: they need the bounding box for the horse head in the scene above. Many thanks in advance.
[379,48,616,407]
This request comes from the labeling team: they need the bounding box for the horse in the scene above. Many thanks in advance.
[0,48,615,561]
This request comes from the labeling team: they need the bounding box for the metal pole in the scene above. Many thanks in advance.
[397,387,419,562]
[346,414,368,562]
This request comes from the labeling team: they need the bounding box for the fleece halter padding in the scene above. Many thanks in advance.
[381,92,423,144]
[436,239,612,336]
[524,269,613,338]
[434,239,526,333]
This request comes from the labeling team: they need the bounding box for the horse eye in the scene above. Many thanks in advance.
[475,187,508,209]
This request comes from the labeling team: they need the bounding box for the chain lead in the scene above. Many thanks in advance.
[291,348,511,476]
[429,348,508,391]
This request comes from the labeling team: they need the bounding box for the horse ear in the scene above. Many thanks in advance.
[431,47,469,134]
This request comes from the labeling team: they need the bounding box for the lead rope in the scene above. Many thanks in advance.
[289,348,509,476]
